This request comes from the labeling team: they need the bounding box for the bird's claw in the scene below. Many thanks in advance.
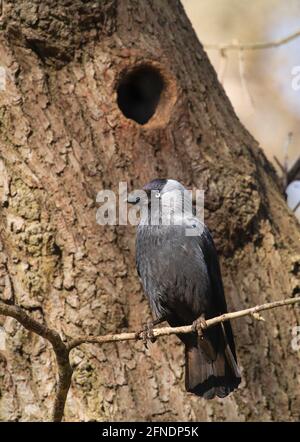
[136,322,157,348]
[193,317,208,339]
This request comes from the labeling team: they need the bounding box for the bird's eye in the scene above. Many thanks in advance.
[155,191,160,198]
[135,197,141,203]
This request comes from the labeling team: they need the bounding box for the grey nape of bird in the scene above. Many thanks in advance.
[128,178,241,399]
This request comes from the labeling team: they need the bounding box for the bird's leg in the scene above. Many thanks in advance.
[136,317,166,348]
[192,314,208,339]
[145,317,166,343]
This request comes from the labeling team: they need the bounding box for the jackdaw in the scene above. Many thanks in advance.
[128,178,241,399]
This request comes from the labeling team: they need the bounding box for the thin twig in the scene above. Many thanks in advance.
[67,296,300,350]
[237,42,254,113]
[287,157,300,184]
[293,201,300,213]
[205,30,300,53]
[274,133,299,191]
[0,301,72,422]
[273,155,286,175]
[283,132,293,177]
[217,50,228,84]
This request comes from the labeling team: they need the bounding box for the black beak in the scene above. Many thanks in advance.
[127,195,141,205]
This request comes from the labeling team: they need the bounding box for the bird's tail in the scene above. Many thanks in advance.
[185,323,241,399]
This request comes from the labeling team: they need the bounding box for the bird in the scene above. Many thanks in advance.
[128,178,241,399]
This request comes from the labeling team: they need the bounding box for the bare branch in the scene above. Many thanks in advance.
[0,301,72,422]
[217,50,228,84]
[205,30,300,53]
[1,296,299,421]
[293,201,300,213]
[237,42,254,113]
[274,133,299,191]
[273,155,286,175]
[287,157,300,184]
[67,296,300,350]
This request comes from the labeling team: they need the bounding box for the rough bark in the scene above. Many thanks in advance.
[0,0,299,421]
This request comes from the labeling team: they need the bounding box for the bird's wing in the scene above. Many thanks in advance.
[190,219,238,361]
[136,218,238,362]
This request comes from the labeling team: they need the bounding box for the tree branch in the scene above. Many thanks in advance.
[205,30,300,53]
[0,301,72,422]
[67,296,300,349]
[1,296,299,421]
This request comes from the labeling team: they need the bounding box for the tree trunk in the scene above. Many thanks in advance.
[0,0,299,422]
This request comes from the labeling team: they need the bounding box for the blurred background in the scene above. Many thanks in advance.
[182,0,300,177]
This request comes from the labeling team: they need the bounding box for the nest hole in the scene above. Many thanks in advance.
[117,66,164,125]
